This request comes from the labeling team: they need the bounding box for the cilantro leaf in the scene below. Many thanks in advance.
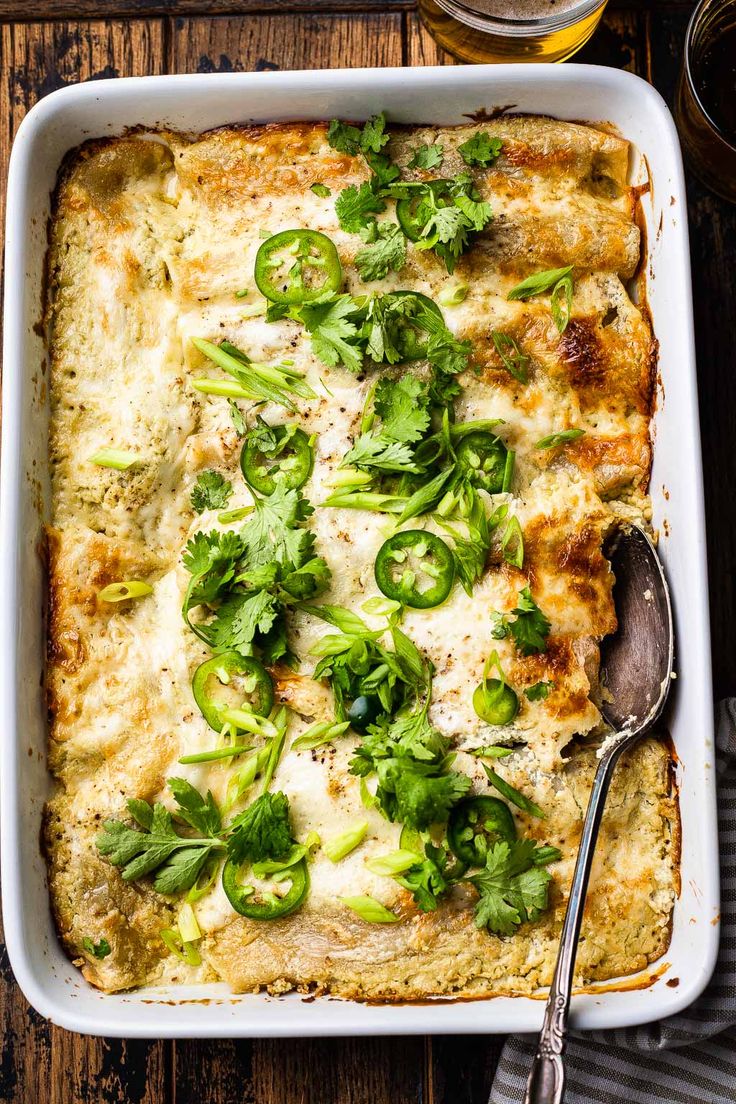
[335,182,386,233]
[373,374,431,444]
[509,587,551,656]
[525,680,554,702]
[190,470,233,514]
[392,767,471,830]
[396,842,451,911]
[360,113,391,154]
[82,937,111,959]
[96,783,225,895]
[168,777,222,837]
[458,132,503,167]
[298,294,364,374]
[342,432,419,474]
[204,589,279,656]
[469,839,557,936]
[350,704,470,830]
[408,143,444,171]
[355,222,407,281]
[326,119,363,155]
[228,400,247,436]
[182,530,245,606]
[227,791,294,865]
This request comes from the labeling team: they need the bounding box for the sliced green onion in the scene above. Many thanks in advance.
[484,765,545,818]
[535,428,586,450]
[550,275,574,334]
[235,288,249,299]
[399,824,425,853]
[217,505,255,524]
[160,927,201,966]
[98,581,153,603]
[325,469,373,489]
[303,830,321,857]
[501,449,515,493]
[324,821,369,863]
[178,902,201,943]
[340,895,400,923]
[438,282,468,307]
[192,377,254,399]
[225,747,270,811]
[291,720,350,752]
[260,706,288,794]
[221,708,278,739]
[252,844,307,878]
[322,491,407,513]
[310,182,332,197]
[361,596,402,617]
[469,745,515,759]
[365,850,420,876]
[178,744,252,764]
[359,776,379,810]
[89,448,140,470]
[186,858,219,903]
[501,516,524,569]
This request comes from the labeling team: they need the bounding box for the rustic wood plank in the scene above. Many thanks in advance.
[169,12,404,73]
[0,22,170,1100]
[175,1035,426,1104]
[426,1035,506,1104]
[645,8,736,699]
[0,18,166,258]
[0,0,697,19]
[406,7,643,68]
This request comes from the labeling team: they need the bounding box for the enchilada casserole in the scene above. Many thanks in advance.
[44,113,678,998]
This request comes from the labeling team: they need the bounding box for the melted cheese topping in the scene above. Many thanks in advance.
[44,119,675,998]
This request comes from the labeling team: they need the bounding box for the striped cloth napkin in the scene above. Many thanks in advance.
[491,700,735,1104]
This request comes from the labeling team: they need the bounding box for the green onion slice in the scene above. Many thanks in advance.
[98,581,153,603]
[324,821,369,863]
[89,448,140,470]
[340,895,400,923]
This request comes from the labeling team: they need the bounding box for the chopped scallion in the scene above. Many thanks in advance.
[324,821,369,863]
[98,581,153,603]
[340,895,400,923]
[89,448,140,470]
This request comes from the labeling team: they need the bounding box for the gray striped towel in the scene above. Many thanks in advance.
[491,700,735,1104]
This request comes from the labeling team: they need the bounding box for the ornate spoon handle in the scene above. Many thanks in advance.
[523,735,629,1104]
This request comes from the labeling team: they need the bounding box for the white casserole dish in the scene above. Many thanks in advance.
[1,64,719,1038]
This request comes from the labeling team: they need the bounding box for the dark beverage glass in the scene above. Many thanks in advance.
[676,0,736,203]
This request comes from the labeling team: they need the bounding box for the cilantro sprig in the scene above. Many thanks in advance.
[96,782,298,897]
[491,586,551,656]
[190,470,233,514]
[469,839,560,936]
[182,484,330,665]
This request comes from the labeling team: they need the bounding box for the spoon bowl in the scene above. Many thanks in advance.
[524,524,674,1104]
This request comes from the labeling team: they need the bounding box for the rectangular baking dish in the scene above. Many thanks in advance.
[1,64,719,1038]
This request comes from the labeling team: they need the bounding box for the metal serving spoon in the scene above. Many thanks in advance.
[524,524,674,1104]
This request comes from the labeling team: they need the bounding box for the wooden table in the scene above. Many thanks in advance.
[0,1,732,1100]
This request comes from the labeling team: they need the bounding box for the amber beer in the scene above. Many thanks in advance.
[418,0,608,63]
[676,0,736,203]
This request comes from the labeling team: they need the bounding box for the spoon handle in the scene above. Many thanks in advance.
[523,736,628,1104]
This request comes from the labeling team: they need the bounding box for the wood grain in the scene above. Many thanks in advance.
[175,1036,427,1104]
[169,12,403,73]
[0,0,698,20]
[0,19,165,254]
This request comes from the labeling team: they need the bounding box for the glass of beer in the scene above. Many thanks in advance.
[417,0,609,64]
[676,0,736,203]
